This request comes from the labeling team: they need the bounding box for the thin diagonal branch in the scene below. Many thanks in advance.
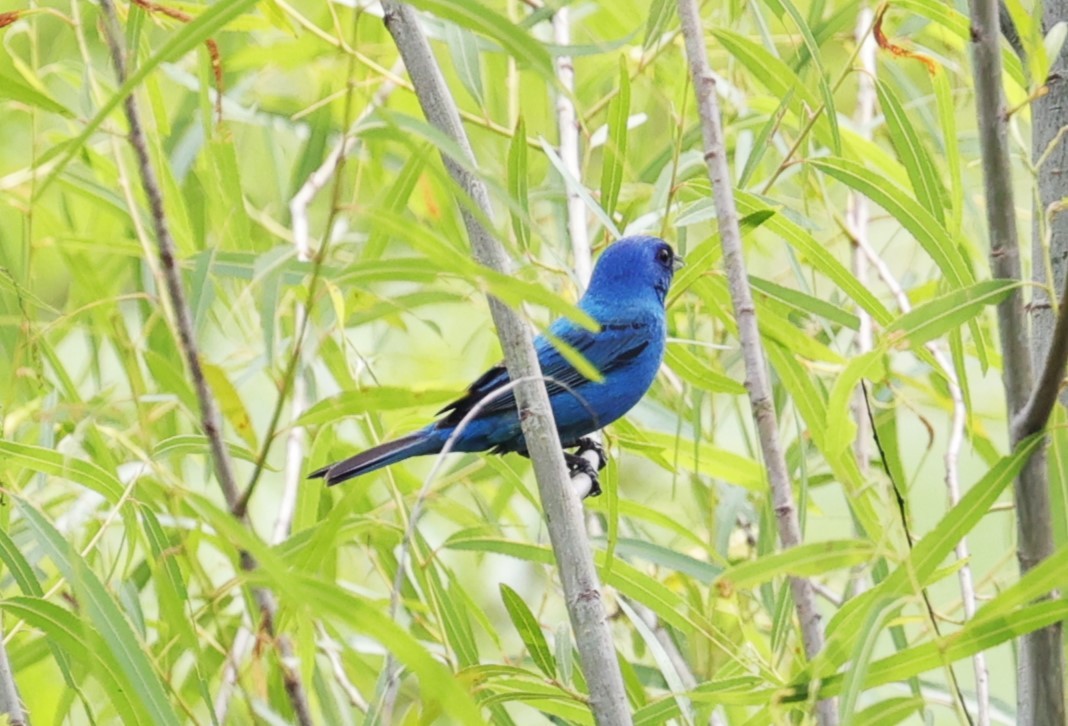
[1013,234,1068,438]
[380,4,631,723]
[96,5,313,724]
[674,2,837,724]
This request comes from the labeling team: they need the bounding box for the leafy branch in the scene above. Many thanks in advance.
[96,2,313,723]
[380,3,632,722]
[675,1,838,723]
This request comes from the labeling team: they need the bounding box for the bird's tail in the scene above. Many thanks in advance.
[308,428,442,486]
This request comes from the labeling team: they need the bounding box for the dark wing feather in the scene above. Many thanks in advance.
[436,322,649,427]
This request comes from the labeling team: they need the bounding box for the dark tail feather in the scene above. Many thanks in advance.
[308,430,441,486]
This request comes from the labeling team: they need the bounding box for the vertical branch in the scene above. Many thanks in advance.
[0,622,25,726]
[380,4,632,723]
[675,2,837,724]
[552,8,705,715]
[552,6,601,497]
[966,0,1064,722]
[96,4,313,724]
[1031,0,1068,413]
[278,65,401,545]
[552,6,591,285]
[847,8,876,478]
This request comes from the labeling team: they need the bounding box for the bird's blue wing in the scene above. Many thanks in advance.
[435,319,651,426]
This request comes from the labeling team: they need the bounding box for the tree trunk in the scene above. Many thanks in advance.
[1026,0,1068,722]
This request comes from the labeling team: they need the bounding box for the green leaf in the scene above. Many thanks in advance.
[810,157,974,287]
[600,56,631,219]
[445,22,484,104]
[814,601,1068,698]
[507,118,530,250]
[152,434,266,467]
[0,69,74,117]
[875,80,947,224]
[816,435,1045,675]
[597,538,722,583]
[749,275,860,330]
[365,151,428,259]
[774,0,840,152]
[500,584,556,678]
[3,597,147,724]
[664,344,747,395]
[718,540,875,589]
[640,431,766,491]
[202,362,258,449]
[735,193,894,326]
[35,0,261,198]
[0,527,42,597]
[884,279,1018,346]
[18,502,181,726]
[0,441,124,502]
[406,0,553,78]
[541,139,620,237]
[838,600,896,725]
[296,387,457,427]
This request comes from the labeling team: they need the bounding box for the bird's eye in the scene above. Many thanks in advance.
[656,246,672,265]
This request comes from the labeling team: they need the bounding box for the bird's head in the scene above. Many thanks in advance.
[584,235,684,308]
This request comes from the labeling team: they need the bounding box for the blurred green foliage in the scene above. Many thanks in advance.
[0,0,1064,723]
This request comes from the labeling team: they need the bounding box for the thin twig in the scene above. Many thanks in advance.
[96,5,314,724]
[271,63,402,545]
[316,623,369,710]
[674,2,837,724]
[213,622,255,722]
[965,0,1064,721]
[380,4,632,722]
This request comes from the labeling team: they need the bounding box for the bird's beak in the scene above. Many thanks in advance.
[672,254,685,271]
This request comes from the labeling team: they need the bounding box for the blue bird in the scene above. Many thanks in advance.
[309,235,683,494]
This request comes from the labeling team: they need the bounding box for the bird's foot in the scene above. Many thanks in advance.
[564,452,602,498]
[573,436,608,471]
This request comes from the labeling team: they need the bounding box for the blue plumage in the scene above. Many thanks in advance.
[309,235,682,488]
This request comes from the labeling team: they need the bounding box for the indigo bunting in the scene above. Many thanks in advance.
[310,235,683,494]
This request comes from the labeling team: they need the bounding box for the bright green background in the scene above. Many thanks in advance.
[1,0,1065,723]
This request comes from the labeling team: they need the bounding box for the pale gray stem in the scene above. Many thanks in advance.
[97,4,313,723]
[277,68,400,548]
[674,1,837,723]
[213,624,255,723]
[847,6,876,479]
[552,6,592,286]
[552,5,604,500]
[0,622,26,726]
[966,0,1064,721]
[380,4,632,723]
[316,623,369,710]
